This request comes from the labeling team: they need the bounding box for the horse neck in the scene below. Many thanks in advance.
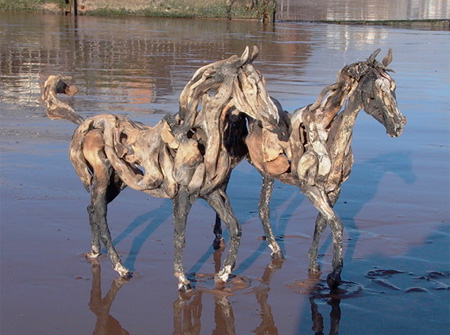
[326,94,363,158]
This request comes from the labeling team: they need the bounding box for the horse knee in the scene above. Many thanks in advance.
[329,219,344,241]
[228,223,242,240]
[173,236,185,250]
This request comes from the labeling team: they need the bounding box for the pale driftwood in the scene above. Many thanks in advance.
[42,75,82,125]
[214,49,407,288]
[43,46,279,292]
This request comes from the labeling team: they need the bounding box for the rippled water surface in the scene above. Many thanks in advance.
[1,12,449,335]
[276,0,450,21]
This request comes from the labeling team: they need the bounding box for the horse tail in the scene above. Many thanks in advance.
[42,74,84,125]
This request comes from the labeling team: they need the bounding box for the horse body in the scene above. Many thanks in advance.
[43,46,279,291]
[230,49,407,288]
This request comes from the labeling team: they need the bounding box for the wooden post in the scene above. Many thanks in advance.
[64,0,71,15]
[64,0,78,16]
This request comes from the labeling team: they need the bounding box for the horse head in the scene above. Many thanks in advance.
[231,46,280,131]
[345,49,407,137]
[178,46,279,133]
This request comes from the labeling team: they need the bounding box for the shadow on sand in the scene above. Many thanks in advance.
[86,222,449,334]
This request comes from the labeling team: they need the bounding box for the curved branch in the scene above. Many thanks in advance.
[308,83,339,112]
[42,75,83,125]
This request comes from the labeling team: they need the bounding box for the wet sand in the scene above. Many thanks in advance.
[1,108,448,334]
[1,13,449,334]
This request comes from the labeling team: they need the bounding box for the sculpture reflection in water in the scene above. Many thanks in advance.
[86,252,342,334]
[88,258,130,335]
[172,255,282,335]
[172,249,342,335]
[309,296,341,335]
[290,271,367,335]
[173,290,239,335]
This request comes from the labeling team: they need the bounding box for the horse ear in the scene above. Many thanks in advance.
[382,48,393,66]
[249,45,259,63]
[240,46,250,65]
[367,48,381,64]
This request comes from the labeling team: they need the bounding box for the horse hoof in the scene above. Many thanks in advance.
[115,264,133,279]
[326,272,341,289]
[120,271,133,279]
[86,251,101,259]
[178,283,193,293]
[308,266,321,275]
[271,250,285,260]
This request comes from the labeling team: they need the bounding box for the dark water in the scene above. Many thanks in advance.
[1,12,449,335]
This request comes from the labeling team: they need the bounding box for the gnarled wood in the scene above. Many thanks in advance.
[215,49,407,288]
[42,46,279,291]
[42,74,82,125]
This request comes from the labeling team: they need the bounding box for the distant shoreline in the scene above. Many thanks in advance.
[303,19,450,30]
[0,0,448,30]
[0,0,266,20]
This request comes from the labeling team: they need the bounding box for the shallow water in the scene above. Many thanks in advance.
[276,0,450,21]
[1,12,449,335]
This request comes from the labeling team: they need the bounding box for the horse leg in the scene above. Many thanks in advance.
[172,186,195,292]
[326,214,344,288]
[86,203,102,259]
[303,186,343,289]
[204,189,242,286]
[259,175,284,259]
[308,189,341,274]
[86,171,124,259]
[82,130,130,277]
[307,213,327,274]
[212,177,230,250]
[212,214,224,250]
[87,173,131,278]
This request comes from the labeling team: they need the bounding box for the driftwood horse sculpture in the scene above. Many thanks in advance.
[214,49,407,288]
[42,46,280,291]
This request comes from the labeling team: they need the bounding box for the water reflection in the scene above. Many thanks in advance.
[173,291,202,334]
[289,274,367,335]
[0,12,314,115]
[277,0,450,21]
[173,257,284,335]
[252,260,282,334]
[173,254,346,335]
[309,297,341,335]
[88,259,130,335]
[173,290,239,335]
[4,11,445,120]
[85,248,288,334]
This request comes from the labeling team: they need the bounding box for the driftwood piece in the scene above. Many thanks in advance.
[42,46,280,291]
[218,49,407,289]
[42,74,83,125]
[65,48,273,199]
[176,46,278,193]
